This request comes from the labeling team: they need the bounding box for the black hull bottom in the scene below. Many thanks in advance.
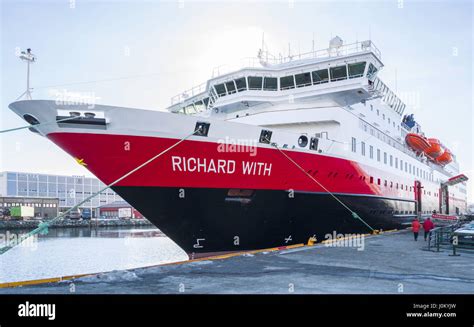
[112,187,416,259]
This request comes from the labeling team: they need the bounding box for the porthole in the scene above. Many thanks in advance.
[298,135,308,147]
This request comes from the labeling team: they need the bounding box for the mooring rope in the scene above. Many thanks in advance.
[0,116,78,134]
[270,142,376,233]
[0,127,201,255]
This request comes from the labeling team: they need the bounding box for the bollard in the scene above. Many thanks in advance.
[436,232,440,252]
[449,243,460,257]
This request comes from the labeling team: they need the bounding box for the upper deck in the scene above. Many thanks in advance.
[167,39,392,116]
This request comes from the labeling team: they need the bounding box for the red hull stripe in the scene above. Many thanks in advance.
[48,132,385,195]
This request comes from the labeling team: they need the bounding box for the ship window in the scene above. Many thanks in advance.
[367,63,378,79]
[214,84,227,97]
[361,142,366,156]
[263,77,278,91]
[369,145,373,159]
[194,100,206,113]
[312,69,329,84]
[377,178,381,185]
[225,81,236,94]
[203,97,210,107]
[235,77,247,92]
[348,62,366,78]
[384,152,387,164]
[248,76,263,90]
[280,75,295,90]
[295,72,312,87]
[330,65,347,82]
[370,176,373,184]
[351,137,356,152]
[377,149,381,162]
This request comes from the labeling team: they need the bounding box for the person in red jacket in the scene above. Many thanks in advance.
[423,217,435,241]
[411,218,421,241]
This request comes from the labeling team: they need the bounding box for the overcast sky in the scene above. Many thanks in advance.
[1,0,472,201]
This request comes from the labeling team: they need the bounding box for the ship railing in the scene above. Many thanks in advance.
[211,40,382,78]
[170,82,208,105]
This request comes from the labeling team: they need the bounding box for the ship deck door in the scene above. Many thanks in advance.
[439,185,449,214]
[414,180,422,214]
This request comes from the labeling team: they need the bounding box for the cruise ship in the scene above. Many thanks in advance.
[9,37,468,259]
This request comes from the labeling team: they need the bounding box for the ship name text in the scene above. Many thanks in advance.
[171,156,272,176]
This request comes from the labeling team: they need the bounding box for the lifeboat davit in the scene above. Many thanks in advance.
[424,138,444,159]
[405,133,430,153]
[436,148,453,165]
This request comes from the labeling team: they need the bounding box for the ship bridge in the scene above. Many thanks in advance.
[167,39,405,118]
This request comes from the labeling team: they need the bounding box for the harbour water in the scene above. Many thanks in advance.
[0,227,187,283]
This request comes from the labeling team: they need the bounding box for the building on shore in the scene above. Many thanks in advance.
[0,171,124,218]
[98,201,145,219]
[0,196,59,219]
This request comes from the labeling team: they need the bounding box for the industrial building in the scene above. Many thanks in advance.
[98,201,145,219]
[0,196,59,219]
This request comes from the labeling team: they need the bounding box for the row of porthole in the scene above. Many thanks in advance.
[305,169,440,198]
[369,209,438,215]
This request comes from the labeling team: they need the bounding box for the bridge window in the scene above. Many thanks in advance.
[194,100,206,112]
[214,83,227,97]
[225,81,236,94]
[330,65,347,82]
[312,69,329,84]
[367,63,378,79]
[248,76,263,90]
[280,75,295,90]
[263,77,278,91]
[348,62,366,78]
[235,77,247,92]
[295,72,312,88]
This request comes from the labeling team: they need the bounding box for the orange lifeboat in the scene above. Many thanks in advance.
[424,138,444,159]
[436,148,453,165]
[405,133,430,153]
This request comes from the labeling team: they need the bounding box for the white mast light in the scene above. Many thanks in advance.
[17,48,36,100]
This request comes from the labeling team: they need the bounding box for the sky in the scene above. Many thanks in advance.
[0,0,473,201]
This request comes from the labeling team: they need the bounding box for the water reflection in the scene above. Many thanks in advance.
[0,226,187,283]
